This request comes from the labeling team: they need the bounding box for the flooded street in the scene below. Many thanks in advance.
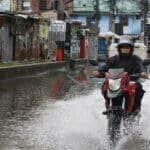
[0,0,149,149]
[0,66,150,150]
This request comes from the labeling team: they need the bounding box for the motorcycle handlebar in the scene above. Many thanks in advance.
[129,74,140,80]
[91,72,148,79]
[130,73,148,79]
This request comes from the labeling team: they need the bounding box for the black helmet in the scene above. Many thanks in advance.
[118,38,134,57]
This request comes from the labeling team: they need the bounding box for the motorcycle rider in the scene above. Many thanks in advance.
[93,37,147,115]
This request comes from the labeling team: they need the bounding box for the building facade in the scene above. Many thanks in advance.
[14,0,52,13]
[70,0,143,36]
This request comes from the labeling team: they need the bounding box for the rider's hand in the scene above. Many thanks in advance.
[92,71,99,77]
[140,72,148,78]
[92,71,105,78]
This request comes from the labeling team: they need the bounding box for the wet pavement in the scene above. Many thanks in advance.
[0,64,150,150]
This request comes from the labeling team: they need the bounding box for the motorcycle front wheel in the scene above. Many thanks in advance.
[108,111,122,145]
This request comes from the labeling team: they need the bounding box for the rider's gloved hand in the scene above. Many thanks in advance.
[92,71,99,77]
[92,71,105,78]
[140,72,148,79]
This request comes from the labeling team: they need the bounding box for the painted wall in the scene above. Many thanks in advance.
[0,26,13,61]
[123,16,142,35]
[73,0,140,13]
[71,16,86,26]
[99,16,110,34]
[98,15,142,35]
[73,0,94,12]
[0,0,10,11]
[71,15,110,34]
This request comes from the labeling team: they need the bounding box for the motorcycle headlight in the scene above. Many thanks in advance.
[109,78,121,91]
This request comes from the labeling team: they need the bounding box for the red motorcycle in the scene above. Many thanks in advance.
[90,59,150,145]
[101,68,141,144]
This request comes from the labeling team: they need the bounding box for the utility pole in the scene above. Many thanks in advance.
[87,0,100,34]
[135,0,149,44]
[131,0,149,42]
[91,0,100,34]
[59,0,64,12]
[95,0,100,27]
[109,0,116,32]
[140,0,149,38]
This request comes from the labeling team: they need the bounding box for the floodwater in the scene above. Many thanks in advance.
[0,66,150,150]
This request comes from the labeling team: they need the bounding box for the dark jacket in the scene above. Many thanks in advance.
[98,54,146,75]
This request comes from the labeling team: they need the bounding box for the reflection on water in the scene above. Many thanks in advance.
[0,66,92,118]
[0,65,95,150]
[0,71,64,118]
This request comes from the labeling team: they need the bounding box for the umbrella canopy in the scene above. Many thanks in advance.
[99,31,121,39]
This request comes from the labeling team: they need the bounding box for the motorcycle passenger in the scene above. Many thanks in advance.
[94,37,147,115]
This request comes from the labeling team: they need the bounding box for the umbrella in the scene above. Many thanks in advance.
[99,31,121,39]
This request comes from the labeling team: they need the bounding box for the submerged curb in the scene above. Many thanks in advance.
[0,61,67,80]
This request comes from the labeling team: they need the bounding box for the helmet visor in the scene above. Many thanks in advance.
[118,43,133,48]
